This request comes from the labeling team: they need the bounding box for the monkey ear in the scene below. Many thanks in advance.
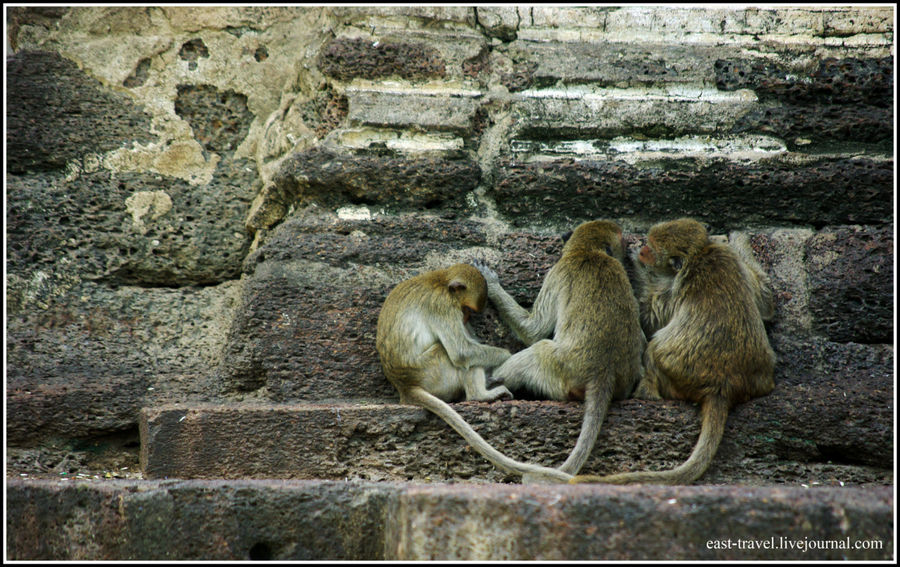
[561,231,573,243]
[449,280,467,293]
[669,256,684,271]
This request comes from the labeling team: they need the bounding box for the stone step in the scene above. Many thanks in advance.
[6,479,892,560]
[140,392,891,484]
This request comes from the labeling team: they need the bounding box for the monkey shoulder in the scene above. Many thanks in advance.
[678,244,745,289]
[559,249,628,282]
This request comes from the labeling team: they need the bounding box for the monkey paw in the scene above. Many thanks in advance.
[471,260,500,285]
[632,381,663,400]
[484,385,513,402]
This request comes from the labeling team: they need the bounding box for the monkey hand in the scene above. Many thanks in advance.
[471,260,500,286]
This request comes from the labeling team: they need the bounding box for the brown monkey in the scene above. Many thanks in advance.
[571,218,775,485]
[633,226,775,339]
[477,220,645,477]
[376,263,572,482]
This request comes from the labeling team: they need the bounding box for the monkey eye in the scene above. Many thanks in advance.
[668,256,684,271]
[604,245,614,256]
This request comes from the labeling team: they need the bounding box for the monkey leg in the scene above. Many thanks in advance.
[632,377,663,400]
[462,366,513,402]
[631,345,668,400]
[492,340,570,401]
[417,353,467,402]
[417,353,511,403]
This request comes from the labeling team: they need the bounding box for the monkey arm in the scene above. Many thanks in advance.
[728,232,776,321]
[750,272,776,322]
[434,317,511,369]
[472,260,555,345]
[486,278,558,347]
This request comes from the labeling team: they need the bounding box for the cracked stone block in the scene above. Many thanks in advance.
[6,280,242,443]
[500,41,722,89]
[732,103,893,151]
[347,91,479,134]
[268,147,481,214]
[6,159,256,287]
[9,480,890,560]
[386,483,893,560]
[509,94,757,139]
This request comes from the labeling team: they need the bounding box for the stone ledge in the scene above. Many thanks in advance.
[346,91,480,134]
[140,379,892,482]
[6,479,893,560]
[492,155,893,229]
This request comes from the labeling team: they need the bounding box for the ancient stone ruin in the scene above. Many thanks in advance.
[5,6,894,560]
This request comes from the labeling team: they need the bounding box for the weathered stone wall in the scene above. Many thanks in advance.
[6,6,893,477]
[5,5,895,561]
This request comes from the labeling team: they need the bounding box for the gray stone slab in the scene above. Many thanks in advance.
[386,483,894,560]
[6,479,893,560]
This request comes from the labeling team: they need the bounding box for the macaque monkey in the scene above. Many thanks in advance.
[376,263,572,482]
[572,218,775,485]
[477,220,645,477]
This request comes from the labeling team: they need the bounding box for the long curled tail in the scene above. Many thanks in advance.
[407,386,573,483]
[559,380,614,475]
[569,395,729,485]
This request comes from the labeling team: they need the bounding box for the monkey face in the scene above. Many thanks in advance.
[638,244,656,265]
[452,288,485,322]
[641,240,685,275]
[447,263,489,316]
[642,218,709,274]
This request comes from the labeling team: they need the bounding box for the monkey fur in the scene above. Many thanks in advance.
[477,220,645,477]
[376,263,573,482]
[571,218,775,485]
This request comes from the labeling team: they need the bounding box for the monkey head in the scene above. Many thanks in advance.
[562,220,626,262]
[639,218,710,274]
[445,263,488,323]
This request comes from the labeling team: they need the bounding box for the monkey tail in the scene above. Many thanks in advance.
[570,395,729,485]
[558,380,614,475]
[406,386,573,483]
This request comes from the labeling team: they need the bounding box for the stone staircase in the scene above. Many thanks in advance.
[5,5,894,561]
[8,374,894,560]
